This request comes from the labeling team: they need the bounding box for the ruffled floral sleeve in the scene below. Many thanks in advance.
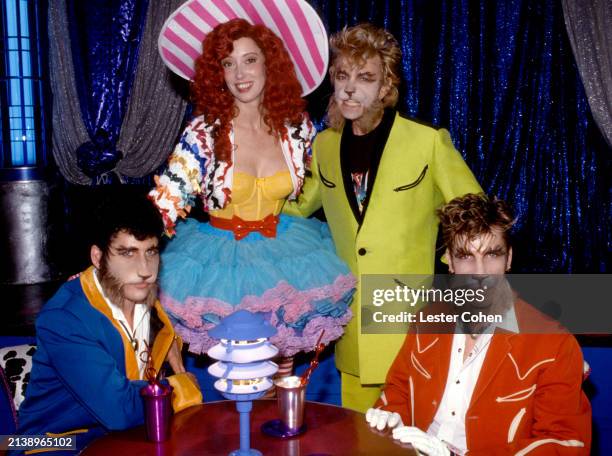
[301,114,317,172]
[149,117,209,236]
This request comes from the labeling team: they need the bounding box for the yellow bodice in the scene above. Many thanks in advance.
[209,171,293,221]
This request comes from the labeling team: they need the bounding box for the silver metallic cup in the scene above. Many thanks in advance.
[275,376,306,431]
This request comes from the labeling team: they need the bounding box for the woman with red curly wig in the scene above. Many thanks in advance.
[150,18,355,374]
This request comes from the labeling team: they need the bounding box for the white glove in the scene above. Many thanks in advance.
[365,407,403,431]
[392,426,451,456]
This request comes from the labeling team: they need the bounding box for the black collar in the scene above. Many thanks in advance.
[339,108,396,226]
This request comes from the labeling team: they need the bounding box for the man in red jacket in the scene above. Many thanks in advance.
[366,193,591,455]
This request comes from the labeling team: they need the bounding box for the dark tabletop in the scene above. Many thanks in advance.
[82,399,417,455]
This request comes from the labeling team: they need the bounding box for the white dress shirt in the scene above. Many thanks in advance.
[427,306,519,454]
[93,270,151,379]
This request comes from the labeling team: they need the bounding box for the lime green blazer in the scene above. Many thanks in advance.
[285,112,482,384]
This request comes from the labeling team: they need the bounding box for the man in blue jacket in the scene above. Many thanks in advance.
[16,193,201,453]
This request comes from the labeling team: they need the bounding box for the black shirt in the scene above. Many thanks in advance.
[341,108,396,215]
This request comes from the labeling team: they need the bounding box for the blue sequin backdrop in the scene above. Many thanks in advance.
[306,0,611,273]
[62,0,610,272]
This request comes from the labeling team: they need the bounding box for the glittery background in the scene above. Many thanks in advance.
[306,0,611,272]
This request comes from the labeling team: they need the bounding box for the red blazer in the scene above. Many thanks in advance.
[376,299,591,455]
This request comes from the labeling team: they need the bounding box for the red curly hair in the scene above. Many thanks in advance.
[192,19,306,163]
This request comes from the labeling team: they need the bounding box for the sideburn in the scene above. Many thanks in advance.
[98,254,158,308]
[352,99,385,134]
[326,98,346,131]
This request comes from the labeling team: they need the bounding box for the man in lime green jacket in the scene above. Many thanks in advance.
[286,24,482,412]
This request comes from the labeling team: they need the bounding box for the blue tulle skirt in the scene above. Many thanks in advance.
[159,215,355,356]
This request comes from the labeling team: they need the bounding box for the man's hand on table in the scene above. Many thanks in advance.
[392,426,452,456]
[365,407,403,431]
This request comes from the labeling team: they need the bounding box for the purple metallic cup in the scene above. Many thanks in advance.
[140,382,173,442]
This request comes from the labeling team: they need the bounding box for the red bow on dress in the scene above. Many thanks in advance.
[209,214,279,240]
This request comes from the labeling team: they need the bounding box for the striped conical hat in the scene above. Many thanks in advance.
[158,0,328,95]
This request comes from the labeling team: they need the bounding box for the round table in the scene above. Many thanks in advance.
[83,400,416,455]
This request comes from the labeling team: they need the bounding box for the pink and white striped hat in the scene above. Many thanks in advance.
[158,0,329,95]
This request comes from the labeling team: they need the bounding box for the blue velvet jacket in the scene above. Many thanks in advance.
[16,267,179,452]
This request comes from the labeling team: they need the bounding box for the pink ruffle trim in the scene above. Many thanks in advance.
[161,274,356,357]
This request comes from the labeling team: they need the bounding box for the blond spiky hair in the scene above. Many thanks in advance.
[329,23,402,109]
